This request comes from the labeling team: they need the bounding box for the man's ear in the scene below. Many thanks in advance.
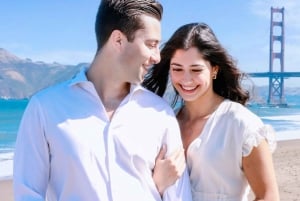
[110,30,125,50]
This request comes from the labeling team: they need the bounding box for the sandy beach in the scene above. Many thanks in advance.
[247,139,300,200]
[0,179,13,201]
[1,139,300,200]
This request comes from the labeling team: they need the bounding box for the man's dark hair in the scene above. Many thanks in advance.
[95,0,163,51]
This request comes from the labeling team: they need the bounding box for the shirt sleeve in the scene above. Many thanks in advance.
[160,111,193,201]
[242,124,277,157]
[13,96,50,201]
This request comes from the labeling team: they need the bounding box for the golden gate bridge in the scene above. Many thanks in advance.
[248,7,300,106]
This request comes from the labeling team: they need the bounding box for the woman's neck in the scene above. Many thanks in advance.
[181,93,224,121]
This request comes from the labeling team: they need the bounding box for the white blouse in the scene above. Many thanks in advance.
[185,100,276,201]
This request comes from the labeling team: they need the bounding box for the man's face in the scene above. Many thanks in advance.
[119,15,161,84]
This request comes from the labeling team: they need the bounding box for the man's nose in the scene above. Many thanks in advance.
[151,48,161,64]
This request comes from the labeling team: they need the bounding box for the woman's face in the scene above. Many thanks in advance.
[169,47,217,102]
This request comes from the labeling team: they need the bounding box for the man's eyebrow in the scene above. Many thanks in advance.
[146,39,160,43]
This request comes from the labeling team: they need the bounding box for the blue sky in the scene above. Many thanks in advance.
[1,0,300,86]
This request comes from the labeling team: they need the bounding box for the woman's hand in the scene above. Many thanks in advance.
[152,145,186,196]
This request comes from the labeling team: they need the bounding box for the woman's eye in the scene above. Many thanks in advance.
[172,68,182,72]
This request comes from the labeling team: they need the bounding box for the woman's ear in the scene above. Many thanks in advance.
[212,65,219,80]
[212,65,219,74]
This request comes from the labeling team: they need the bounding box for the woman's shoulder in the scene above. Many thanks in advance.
[220,100,277,155]
[220,100,263,126]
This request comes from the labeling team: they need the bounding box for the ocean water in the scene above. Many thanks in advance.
[1,96,300,179]
[0,99,28,153]
[0,99,28,179]
[248,95,300,133]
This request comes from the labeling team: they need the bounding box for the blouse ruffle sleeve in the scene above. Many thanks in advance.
[242,124,277,157]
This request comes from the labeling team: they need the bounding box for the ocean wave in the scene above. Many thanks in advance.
[0,152,14,179]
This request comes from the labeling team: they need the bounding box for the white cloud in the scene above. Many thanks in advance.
[250,0,300,23]
[250,0,300,30]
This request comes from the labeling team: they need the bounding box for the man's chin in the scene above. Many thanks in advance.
[130,80,143,85]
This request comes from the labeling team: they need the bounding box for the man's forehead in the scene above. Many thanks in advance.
[134,15,161,41]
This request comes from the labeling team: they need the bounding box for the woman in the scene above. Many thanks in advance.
[145,23,280,201]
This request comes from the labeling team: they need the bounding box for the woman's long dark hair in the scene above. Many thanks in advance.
[143,22,250,106]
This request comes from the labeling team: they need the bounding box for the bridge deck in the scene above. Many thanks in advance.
[248,72,300,77]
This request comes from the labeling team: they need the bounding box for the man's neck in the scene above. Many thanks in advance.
[87,59,131,118]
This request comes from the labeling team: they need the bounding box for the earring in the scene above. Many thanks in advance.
[212,73,217,80]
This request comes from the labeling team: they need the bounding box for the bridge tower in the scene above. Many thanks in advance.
[268,7,286,105]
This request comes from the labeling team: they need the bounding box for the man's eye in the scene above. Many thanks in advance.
[147,41,159,49]
[148,44,156,48]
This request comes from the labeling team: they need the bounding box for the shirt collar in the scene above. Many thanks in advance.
[125,83,148,102]
[130,83,146,94]
[69,66,147,97]
[68,66,89,86]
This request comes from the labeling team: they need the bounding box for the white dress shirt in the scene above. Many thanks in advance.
[185,100,276,201]
[13,68,192,201]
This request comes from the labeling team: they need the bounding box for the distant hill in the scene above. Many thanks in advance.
[1,48,299,101]
[246,85,300,105]
[0,48,88,99]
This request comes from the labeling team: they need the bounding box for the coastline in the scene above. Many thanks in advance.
[1,139,300,200]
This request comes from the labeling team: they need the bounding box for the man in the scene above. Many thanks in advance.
[13,0,192,200]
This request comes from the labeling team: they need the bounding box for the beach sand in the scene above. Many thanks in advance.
[1,139,300,201]
[248,139,300,200]
[0,179,13,201]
